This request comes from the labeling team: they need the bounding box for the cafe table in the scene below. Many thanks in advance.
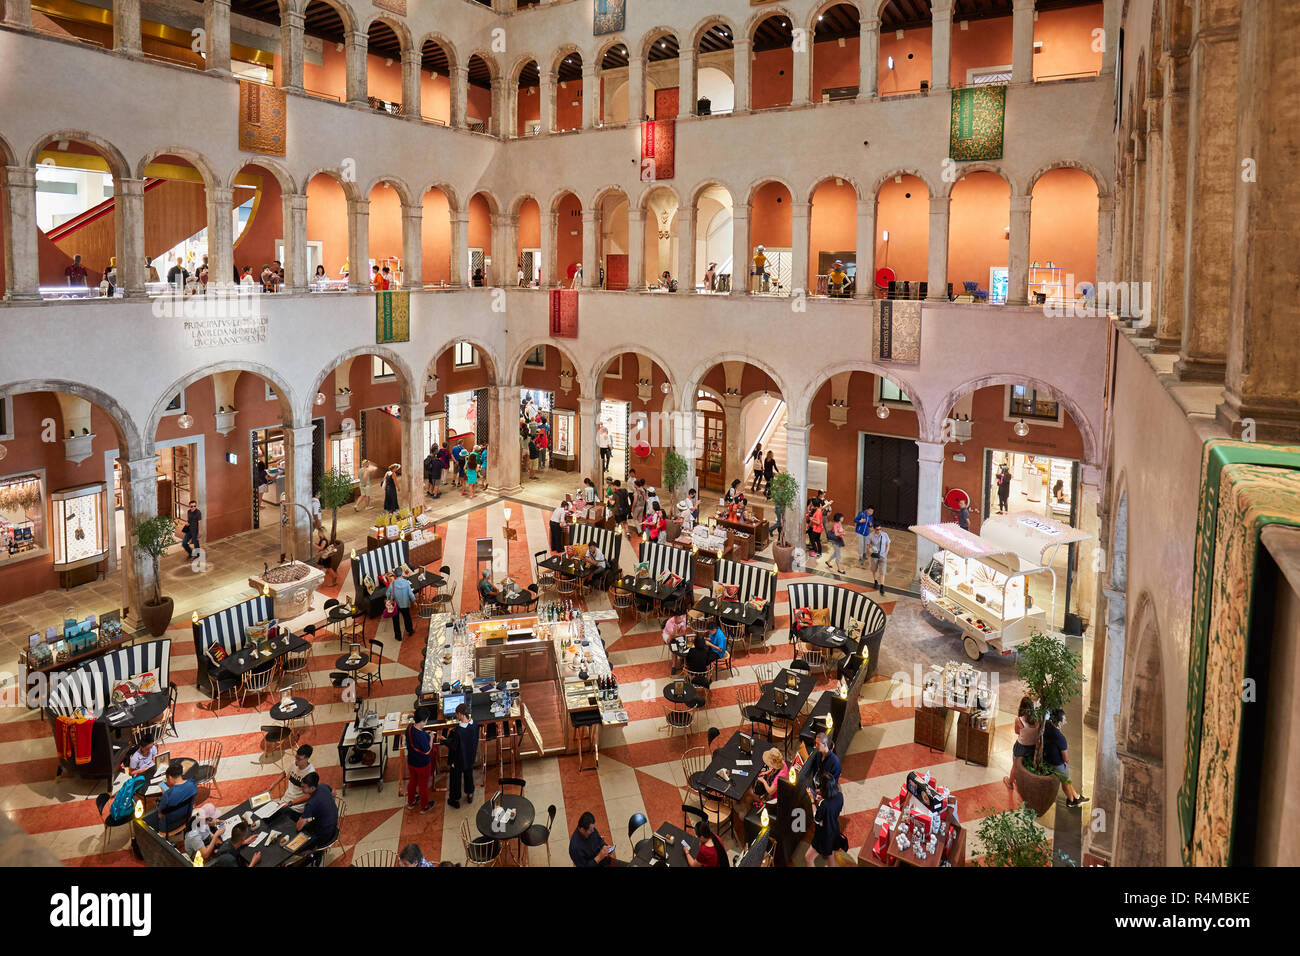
[219,632,309,680]
[694,596,763,629]
[618,576,678,611]
[217,797,308,867]
[476,793,535,863]
[113,755,198,798]
[102,691,169,735]
[694,730,765,802]
[267,697,314,748]
[496,587,536,609]
[538,555,595,580]
[754,668,817,721]
[798,624,857,655]
[629,821,693,868]
[664,678,702,708]
[335,651,369,673]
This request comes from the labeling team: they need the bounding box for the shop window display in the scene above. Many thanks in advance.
[49,483,108,570]
[0,473,46,562]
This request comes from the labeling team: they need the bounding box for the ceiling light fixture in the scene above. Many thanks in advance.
[1013,419,1030,437]
[876,405,890,419]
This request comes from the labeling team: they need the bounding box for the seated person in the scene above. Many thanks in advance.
[584,543,608,573]
[146,761,197,831]
[207,821,262,868]
[184,810,227,861]
[662,614,693,673]
[706,624,728,660]
[398,842,436,867]
[283,745,315,806]
[476,569,500,608]
[684,820,725,867]
[752,748,788,806]
[295,772,339,865]
[569,811,616,867]
[126,737,160,777]
[683,634,716,684]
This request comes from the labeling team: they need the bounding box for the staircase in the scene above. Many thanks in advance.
[743,401,788,476]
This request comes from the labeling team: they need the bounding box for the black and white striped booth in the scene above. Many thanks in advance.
[638,541,694,613]
[569,522,622,589]
[45,639,172,783]
[192,595,274,694]
[351,539,410,617]
[714,558,779,631]
[785,581,889,678]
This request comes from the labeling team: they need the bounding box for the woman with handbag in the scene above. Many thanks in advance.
[383,468,399,513]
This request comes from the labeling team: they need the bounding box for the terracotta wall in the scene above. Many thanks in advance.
[421,188,452,285]
[947,170,1009,290]
[879,27,932,95]
[367,181,404,265]
[950,17,1013,87]
[876,175,929,284]
[599,353,672,487]
[467,82,493,127]
[518,199,541,248]
[1034,5,1104,79]
[752,45,794,109]
[467,194,493,277]
[751,181,793,248]
[306,172,349,276]
[555,192,583,279]
[232,168,284,275]
[517,84,541,135]
[1030,167,1099,289]
[300,40,347,100]
[556,75,583,130]
[812,36,861,97]
[808,179,857,286]
[420,71,452,125]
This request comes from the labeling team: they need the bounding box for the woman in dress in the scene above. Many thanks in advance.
[632,479,648,535]
[643,502,666,543]
[353,459,373,512]
[805,769,845,867]
[383,468,399,513]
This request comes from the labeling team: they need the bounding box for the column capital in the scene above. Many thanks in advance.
[117,176,148,196]
[784,423,811,444]
[854,198,873,214]
[929,195,950,213]
[207,185,234,206]
[580,208,599,223]
[791,201,813,217]
[1097,193,1115,212]
[628,208,645,222]
[126,456,158,482]
[4,165,36,188]
[915,440,946,462]
[731,36,750,51]
[451,209,470,224]
[861,17,881,30]
[401,204,423,220]
[1009,194,1033,213]
[288,424,316,448]
[284,9,305,27]
[209,0,230,8]
[402,48,420,64]
[348,28,368,46]
[287,191,308,212]
[349,198,371,214]
[731,202,751,219]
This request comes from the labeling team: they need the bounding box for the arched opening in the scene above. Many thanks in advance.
[419,37,453,125]
[32,136,121,297]
[1030,167,1100,304]
[366,180,404,289]
[554,51,584,132]
[809,177,858,295]
[364,19,407,114]
[226,0,278,84]
[516,59,541,137]
[1033,0,1105,81]
[812,3,863,102]
[139,153,216,292]
[305,171,352,288]
[876,173,930,297]
[597,352,674,489]
[878,0,932,96]
[751,14,795,109]
[301,0,350,102]
[950,0,1013,88]
[24,1,112,49]
[694,184,734,294]
[641,186,680,289]
[517,344,584,480]
[947,170,1010,302]
[420,186,453,287]
[1114,602,1165,865]
[599,41,631,125]
[696,23,735,115]
[694,362,784,503]
[467,192,495,286]
[516,197,542,287]
[645,31,680,120]
[466,54,495,133]
[749,180,792,296]
[596,189,630,289]
[231,162,287,290]
[425,341,497,477]
[554,191,584,288]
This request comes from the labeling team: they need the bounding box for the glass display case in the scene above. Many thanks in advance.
[1,472,46,563]
[50,483,108,570]
[552,408,575,458]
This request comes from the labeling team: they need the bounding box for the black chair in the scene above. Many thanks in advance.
[525,583,540,609]
[627,811,649,855]
[322,598,342,649]
[887,280,897,299]
[918,281,928,299]
[706,727,720,752]
[159,682,179,740]
[788,659,811,674]
[499,777,526,796]
[681,803,707,832]
[520,804,556,867]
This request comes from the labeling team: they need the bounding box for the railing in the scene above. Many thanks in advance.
[304,87,343,102]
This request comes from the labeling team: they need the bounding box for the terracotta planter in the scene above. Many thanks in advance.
[141,597,174,637]
[1013,758,1062,816]
[773,542,795,573]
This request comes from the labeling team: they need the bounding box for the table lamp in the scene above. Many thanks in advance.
[788,765,797,785]
[760,805,770,830]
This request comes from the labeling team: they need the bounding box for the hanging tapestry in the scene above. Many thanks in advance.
[550,289,578,337]
[873,299,922,365]
[373,0,406,14]
[949,85,1005,162]
[641,119,675,180]
[594,0,625,35]
[1178,439,1300,866]
[375,290,410,343]
[238,80,286,156]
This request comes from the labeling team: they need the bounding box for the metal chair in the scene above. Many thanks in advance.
[681,747,731,838]
[357,638,384,696]
[460,818,502,867]
[307,793,347,865]
[191,739,223,800]
[722,619,748,659]
[281,642,313,694]
[684,663,715,707]
[555,571,578,598]
[681,747,712,803]
[351,849,398,867]
[154,682,179,740]
[797,641,831,678]
[533,551,556,597]
[239,659,281,709]
[661,697,695,737]
[433,578,458,615]
[736,683,765,736]
[608,584,634,621]
[499,776,526,797]
[627,811,649,856]
[520,804,556,867]
[753,661,778,692]
[322,598,341,646]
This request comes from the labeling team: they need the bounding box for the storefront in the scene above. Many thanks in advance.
[522,388,577,472]
[985,449,1079,525]
[599,398,630,481]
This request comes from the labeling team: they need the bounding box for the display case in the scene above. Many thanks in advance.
[0,472,46,564]
[551,408,577,472]
[50,483,108,571]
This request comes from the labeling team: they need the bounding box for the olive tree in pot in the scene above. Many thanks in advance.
[134,514,178,636]
[974,804,1055,867]
[661,449,689,541]
[767,471,800,572]
[1011,631,1084,814]
[317,468,354,571]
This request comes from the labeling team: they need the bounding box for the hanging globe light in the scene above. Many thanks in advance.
[875,404,890,419]
[0,443,7,461]
[1013,418,1030,437]
[660,381,670,394]
[315,392,327,406]
[177,413,195,430]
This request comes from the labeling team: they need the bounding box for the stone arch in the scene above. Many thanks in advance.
[550,43,586,74]
[505,339,587,393]
[680,354,792,419]
[547,186,584,213]
[745,175,799,205]
[742,5,797,42]
[361,175,416,207]
[687,14,736,51]
[941,162,1017,198]
[639,25,680,61]
[417,31,459,73]
[595,36,629,65]
[929,374,1100,465]
[1113,590,1167,866]
[792,361,927,437]
[362,13,413,52]
[688,179,740,211]
[302,165,361,202]
[467,189,503,217]
[807,172,865,202]
[509,52,540,83]
[510,193,542,217]
[0,131,17,167]
[134,147,220,191]
[27,130,130,180]
[304,346,419,422]
[225,157,297,195]
[0,379,144,460]
[417,180,460,214]
[1025,159,1110,198]
[427,336,501,384]
[806,0,864,35]
[588,345,681,407]
[590,183,629,210]
[464,49,500,83]
[635,182,682,212]
[144,363,300,450]
[870,167,938,200]
[297,0,357,35]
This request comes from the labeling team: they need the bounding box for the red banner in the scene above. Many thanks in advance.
[640,119,675,181]
[549,289,578,338]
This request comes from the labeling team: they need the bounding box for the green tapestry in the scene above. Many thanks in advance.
[949,86,1006,161]
[375,290,410,344]
[1178,439,1300,866]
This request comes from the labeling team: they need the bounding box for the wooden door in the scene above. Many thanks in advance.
[859,433,919,529]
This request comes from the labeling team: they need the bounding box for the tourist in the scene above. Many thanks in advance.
[147,761,197,832]
[631,479,647,534]
[687,488,699,523]
[683,634,715,684]
[866,525,890,594]
[645,485,661,515]
[957,496,972,530]
[371,265,387,290]
[684,820,725,867]
[314,533,337,588]
[806,495,825,555]
[749,443,764,492]
[596,422,612,474]
[208,821,262,867]
[127,736,159,776]
[1043,709,1089,808]
[826,512,846,574]
[464,446,479,499]
[184,810,226,861]
[535,422,549,470]
[294,772,339,865]
[662,613,692,673]
[854,505,875,566]
[610,479,631,533]
[752,748,787,808]
[516,261,525,287]
[309,490,323,534]
[424,444,439,497]
[643,501,666,543]
[443,703,477,809]
[762,451,778,497]
[703,261,717,291]
[381,265,393,288]
[283,745,315,806]
[805,768,845,866]
[181,499,202,559]
[386,572,415,642]
[581,476,598,510]
[383,467,399,512]
[526,425,539,480]
[1053,479,1068,503]
[806,731,841,787]
[677,498,694,534]
[451,442,467,489]
[996,463,1012,514]
[706,622,727,660]
[549,499,570,553]
[476,569,500,608]
[398,843,436,866]
[1004,696,1041,791]
[313,264,327,287]
[568,811,616,867]
[354,459,374,511]
[828,259,849,297]
[437,445,452,490]
[405,708,434,813]
[472,266,484,286]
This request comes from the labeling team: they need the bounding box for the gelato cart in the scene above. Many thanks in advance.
[911,513,1091,660]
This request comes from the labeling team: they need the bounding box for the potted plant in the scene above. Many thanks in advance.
[134,514,177,636]
[767,471,799,572]
[661,448,689,541]
[974,804,1054,866]
[317,468,354,571]
[1011,631,1084,814]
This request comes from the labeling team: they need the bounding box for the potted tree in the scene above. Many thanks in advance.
[134,514,177,636]
[974,804,1054,866]
[1011,631,1084,814]
[768,471,799,572]
[317,468,354,572]
[661,448,689,540]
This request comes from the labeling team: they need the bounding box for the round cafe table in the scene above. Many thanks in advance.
[476,793,535,862]
[266,697,314,749]
[799,624,856,653]
[335,652,369,673]
[663,679,702,708]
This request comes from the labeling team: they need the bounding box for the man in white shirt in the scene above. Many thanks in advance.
[866,527,891,594]
[309,493,323,534]
[549,500,570,553]
[283,745,316,806]
[596,424,612,475]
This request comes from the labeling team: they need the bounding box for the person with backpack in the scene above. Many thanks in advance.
[423,445,438,497]
[464,447,479,500]
[426,445,444,499]
[853,506,875,566]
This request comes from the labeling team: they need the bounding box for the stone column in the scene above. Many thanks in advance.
[582,65,598,128]
[1095,194,1115,302]
[676,206,695,291]
[116,178,147,297]
[121,456,161,624]
[1113,151,1131,285]
[488,214,510,286]
[401,48,421,120]
[281,192,308,292]
[732,38,752,113]
[628,55,645,122]
[280,10,305,92]
[1011,0,1035,84]
[4,166,40,300]
[398,402,425,507]
[500,214,519,289]
[723,393,743,486]
[450,210,468,287]
[581,208,599,288]
[783,424,810,537]
[1,0,33,29]
[284,425,316,561]
[854,197,875,300]
[540,212,557,287]
[1100,0,1119,76]
[858,18,879,100]
[205,186,235,294]
[490,387,523,493]
[1084,584,1127,863]
[679,47,697,118]
[791,201,811,296]
[401,204,423,288]
[450,65,468,128]
[1139,113,1164,332]
[204,0,232,74]
[347,197,369,292]
[577,396,597,482]
[539,70,555,133]
[505,75,519,137]
[113,0,142,56]
[731,203,750,296]
[1127,133,1145,293]
[1175,18,1238,381]
[1215,0,1300,443]
[926,195,950,300]
[1007,194,1031,306]
[627,208,645,290]
[930,0,953,92]
[792,33,812,106]
[491,76,506,137]
[1154,55,1190,351]
[914,440,946,572]
[345,29,368,107]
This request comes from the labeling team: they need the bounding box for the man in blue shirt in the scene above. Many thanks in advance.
[147,761,197,832]
[569,811,616,867]
[387,574,415,642]
[1043,710,1089,809]
[853,506,875,566]
[295,772,339,865]
[706,625,727,661]
[806,732,842,787]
